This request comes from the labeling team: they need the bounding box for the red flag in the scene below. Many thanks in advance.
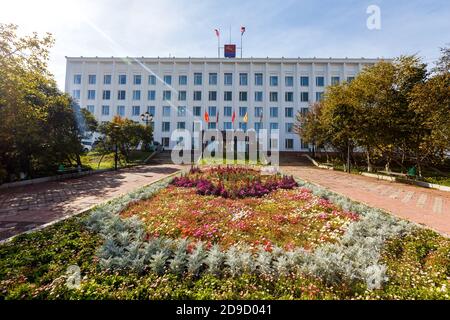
[204,111,210,123]
[214,29,220,37]
[240,26,246,35]
[231,110,236,123]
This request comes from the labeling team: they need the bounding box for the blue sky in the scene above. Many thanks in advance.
[1,0,449,89]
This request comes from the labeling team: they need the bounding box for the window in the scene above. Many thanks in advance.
[208,122,217,129]
[301,139,309,149]
[87,105,95,114]
[270,107,278,118]
[163,75,172,85]
[239,122,247,131]
[147,90,156,101]
[87,90,96,100]
[239,73,248,86]
[104,74,111,85]
[208,106,217,117]
[285,76,293,87]
[239,107,247,117]
[270,76,278,86]
[132,106,140,116]
[177,122,186,129]
[316,76,325,87]
[209,73,217,85]
[147,106,155,116]
[193,106,202,117]
[285,123,293,133]
[223,122,232,130]
[133,75,142,85]
[300,76,309,87]
[285,107,294,118]
[72,90,80,99]
[163,106,171,117]
[331,76,340,85]
[254,107,263,118]
[224,73,232,85]
[162,122,170,132]
[179,75,187,85]
[177,106,186,117]
[270,122,279,131]
[316,92,324,101]
[239,91,248,102]
[285,92,294,102]
[254,73,263,86]
[208,91,217,101]
[163,90,171,101]
[193,91,202,101]
[347,76,355,83]
[269,92,278,102]
[117,105,125,117]
[101,105,109,116]
[178,91,187,101]
[102,90,111,100]
[254,122,263,132]
[194,73,202,85]
[118,74,127,85]
[254,91,263,102]
[224,91,232,101]
[224,106,232,117]
[300,107,309,116]
[300,92,309,102]
[88,75,96,85]
[149,75,156,85]
[162,137,170,147]
[132,90,141,100]
[117,90,126,100]
[285,139,294,149]
[73,74,81,84]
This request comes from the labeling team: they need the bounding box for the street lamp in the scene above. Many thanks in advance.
[141,111,154,147]
[112,124,120,171]
[140,111,153,127]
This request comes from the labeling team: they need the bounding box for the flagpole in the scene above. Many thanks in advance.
[218,29,220,58]
[240,33,242,58]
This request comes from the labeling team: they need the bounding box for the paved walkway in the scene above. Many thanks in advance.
[0,164,182,241]
[282,164,450,236]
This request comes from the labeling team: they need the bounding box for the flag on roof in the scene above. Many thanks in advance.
[240,26,246,35]
[214,29,220,37]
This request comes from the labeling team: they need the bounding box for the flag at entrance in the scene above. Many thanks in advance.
[204,111,210,123]
[231,110,236,123]
[243,112,248,123]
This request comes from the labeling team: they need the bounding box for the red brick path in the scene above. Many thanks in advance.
[0,164,182,240]
[282,165,450,236]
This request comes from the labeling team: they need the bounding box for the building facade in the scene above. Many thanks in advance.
[65,57,382,151]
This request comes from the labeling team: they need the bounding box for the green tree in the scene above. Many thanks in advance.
[97,116,153,163]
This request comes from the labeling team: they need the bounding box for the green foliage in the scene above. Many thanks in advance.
[97,116,153,162]
[296,50,450,175]
[0,24,94,182]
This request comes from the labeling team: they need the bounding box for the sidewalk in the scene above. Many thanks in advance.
[0,164,182,241]
[282,165,450,236]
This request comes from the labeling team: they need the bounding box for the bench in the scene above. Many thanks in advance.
[378,170,410,178]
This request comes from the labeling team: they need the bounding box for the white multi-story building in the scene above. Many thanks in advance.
[65,57,382,151]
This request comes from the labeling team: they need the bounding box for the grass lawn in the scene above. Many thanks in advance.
[1,166,449,300]
[80,150,152,170]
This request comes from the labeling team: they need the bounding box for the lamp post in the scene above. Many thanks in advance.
[112,124,120,171]
[141,111,154,149]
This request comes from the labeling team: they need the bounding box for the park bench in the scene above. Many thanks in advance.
[378,170,412,179]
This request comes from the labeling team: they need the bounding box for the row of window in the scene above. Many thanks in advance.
[74,89,324,102]
[158,121,296,133]
[89,105,307,120]
[157,136,301,149]
[74,73,355,87]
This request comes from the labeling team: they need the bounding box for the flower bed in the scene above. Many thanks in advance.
[1,167,449,300]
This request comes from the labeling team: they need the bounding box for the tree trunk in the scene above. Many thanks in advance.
[366,150,373,172]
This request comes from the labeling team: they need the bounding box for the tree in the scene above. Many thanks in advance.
[97,116,153,163]
[0,24,90,182]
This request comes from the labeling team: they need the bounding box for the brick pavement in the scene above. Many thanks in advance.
[282,164,450,236]
[0,164,182,240]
